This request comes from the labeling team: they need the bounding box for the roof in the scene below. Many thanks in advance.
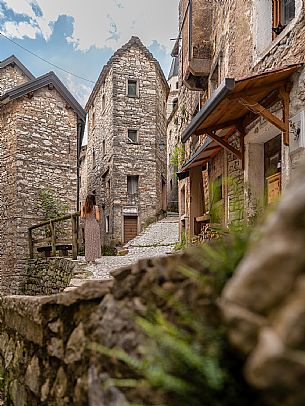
[168,57,179,80]
[0,55,35,80]
[181,64,301,143]
[0,71,86,122]
[85,36,170,111]
[180,64,302,172]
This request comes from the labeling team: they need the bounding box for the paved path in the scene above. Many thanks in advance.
[76,215,179,281]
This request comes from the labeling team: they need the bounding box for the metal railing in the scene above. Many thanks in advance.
[28,212,79,260]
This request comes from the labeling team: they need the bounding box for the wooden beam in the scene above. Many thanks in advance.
[239,95,286,132]
[279,87,290,146]
[228,80,287,100]
[206,131,242,160]
[194,119,239,135]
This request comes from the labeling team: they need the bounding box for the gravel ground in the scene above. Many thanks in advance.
[79,216,179,280]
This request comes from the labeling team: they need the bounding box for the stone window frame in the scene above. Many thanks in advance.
[126,78,139,98]
[253,0,302,64]
[127,129,138,144]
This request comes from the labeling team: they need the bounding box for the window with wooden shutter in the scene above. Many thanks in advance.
[272,0,295,38]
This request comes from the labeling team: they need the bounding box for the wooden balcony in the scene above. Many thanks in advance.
[173,0,213,90]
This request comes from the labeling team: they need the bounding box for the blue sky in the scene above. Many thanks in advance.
[0,0,178,106]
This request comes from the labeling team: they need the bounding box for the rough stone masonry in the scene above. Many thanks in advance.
[0,56,85,295]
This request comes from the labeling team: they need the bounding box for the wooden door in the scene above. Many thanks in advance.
[124,216,138,243]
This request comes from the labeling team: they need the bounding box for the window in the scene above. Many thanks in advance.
[172,98,178,110]
[127,79,138,97]
[211,176,223,204]
[176,81,179,89]
[127,175,139,194]
[92,111,95,128]
[102,94,106,111]
[272,0,295,37]
[128,129,138,143]
[102,140,105,156]
[105,215,110,233]
[170,179,173,190]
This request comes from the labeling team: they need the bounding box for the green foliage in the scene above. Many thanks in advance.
[37,189,69,221]
[170,143,185,169]
[174,230,187,251]
[91,227,258,406]
[101,245,117,256]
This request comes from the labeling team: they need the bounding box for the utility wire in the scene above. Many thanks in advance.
[0,31,95,84]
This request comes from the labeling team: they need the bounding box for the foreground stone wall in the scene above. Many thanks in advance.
[0,252,209,406]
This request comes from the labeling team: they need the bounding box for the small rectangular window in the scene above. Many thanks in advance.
[105,215,110,233]
[128,129,138,143]
[127,175,139,194]
[102,140,105,156]
[127,79,138,97]
[102,94,106,111]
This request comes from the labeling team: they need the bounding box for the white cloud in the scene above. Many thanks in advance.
[2,0,178,52]
[63,73,93,107]
[2,20,40,39]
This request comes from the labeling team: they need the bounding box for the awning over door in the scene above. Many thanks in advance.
[180,64,302,173]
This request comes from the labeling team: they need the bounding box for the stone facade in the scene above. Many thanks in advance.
[0,56,85,295]
[84,37,169,247]
[172,0,305,241]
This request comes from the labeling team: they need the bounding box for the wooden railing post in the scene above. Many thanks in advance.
[50,221,56,257]
[71,214,78,260]
[28,228,34,259]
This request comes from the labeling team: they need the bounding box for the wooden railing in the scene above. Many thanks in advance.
[28,212,79,260]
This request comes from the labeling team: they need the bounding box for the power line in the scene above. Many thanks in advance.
[0,31,96,84]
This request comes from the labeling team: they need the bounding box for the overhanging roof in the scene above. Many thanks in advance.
[0,55,35,80]
[181,64,301,144]
[180,64,302,172]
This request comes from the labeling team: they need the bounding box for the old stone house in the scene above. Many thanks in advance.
[0,55,85,294]
[172,0,305,242]
[167,57,180,212]
[84,36,169,246]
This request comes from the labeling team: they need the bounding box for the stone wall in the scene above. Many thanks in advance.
[0,72,79,295]
[221,157,305,406]
[0,64,30,96]
[19,258,76,296]
[0,251,214,406]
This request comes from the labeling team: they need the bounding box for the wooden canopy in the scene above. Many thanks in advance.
[180,64,301,173]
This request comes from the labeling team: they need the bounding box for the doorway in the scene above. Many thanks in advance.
[123,216,138,243]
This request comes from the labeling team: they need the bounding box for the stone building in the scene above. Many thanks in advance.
[84,36,169,246]
[171,0,305,242]
[0,55,85,294]
[166,57,180,212]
